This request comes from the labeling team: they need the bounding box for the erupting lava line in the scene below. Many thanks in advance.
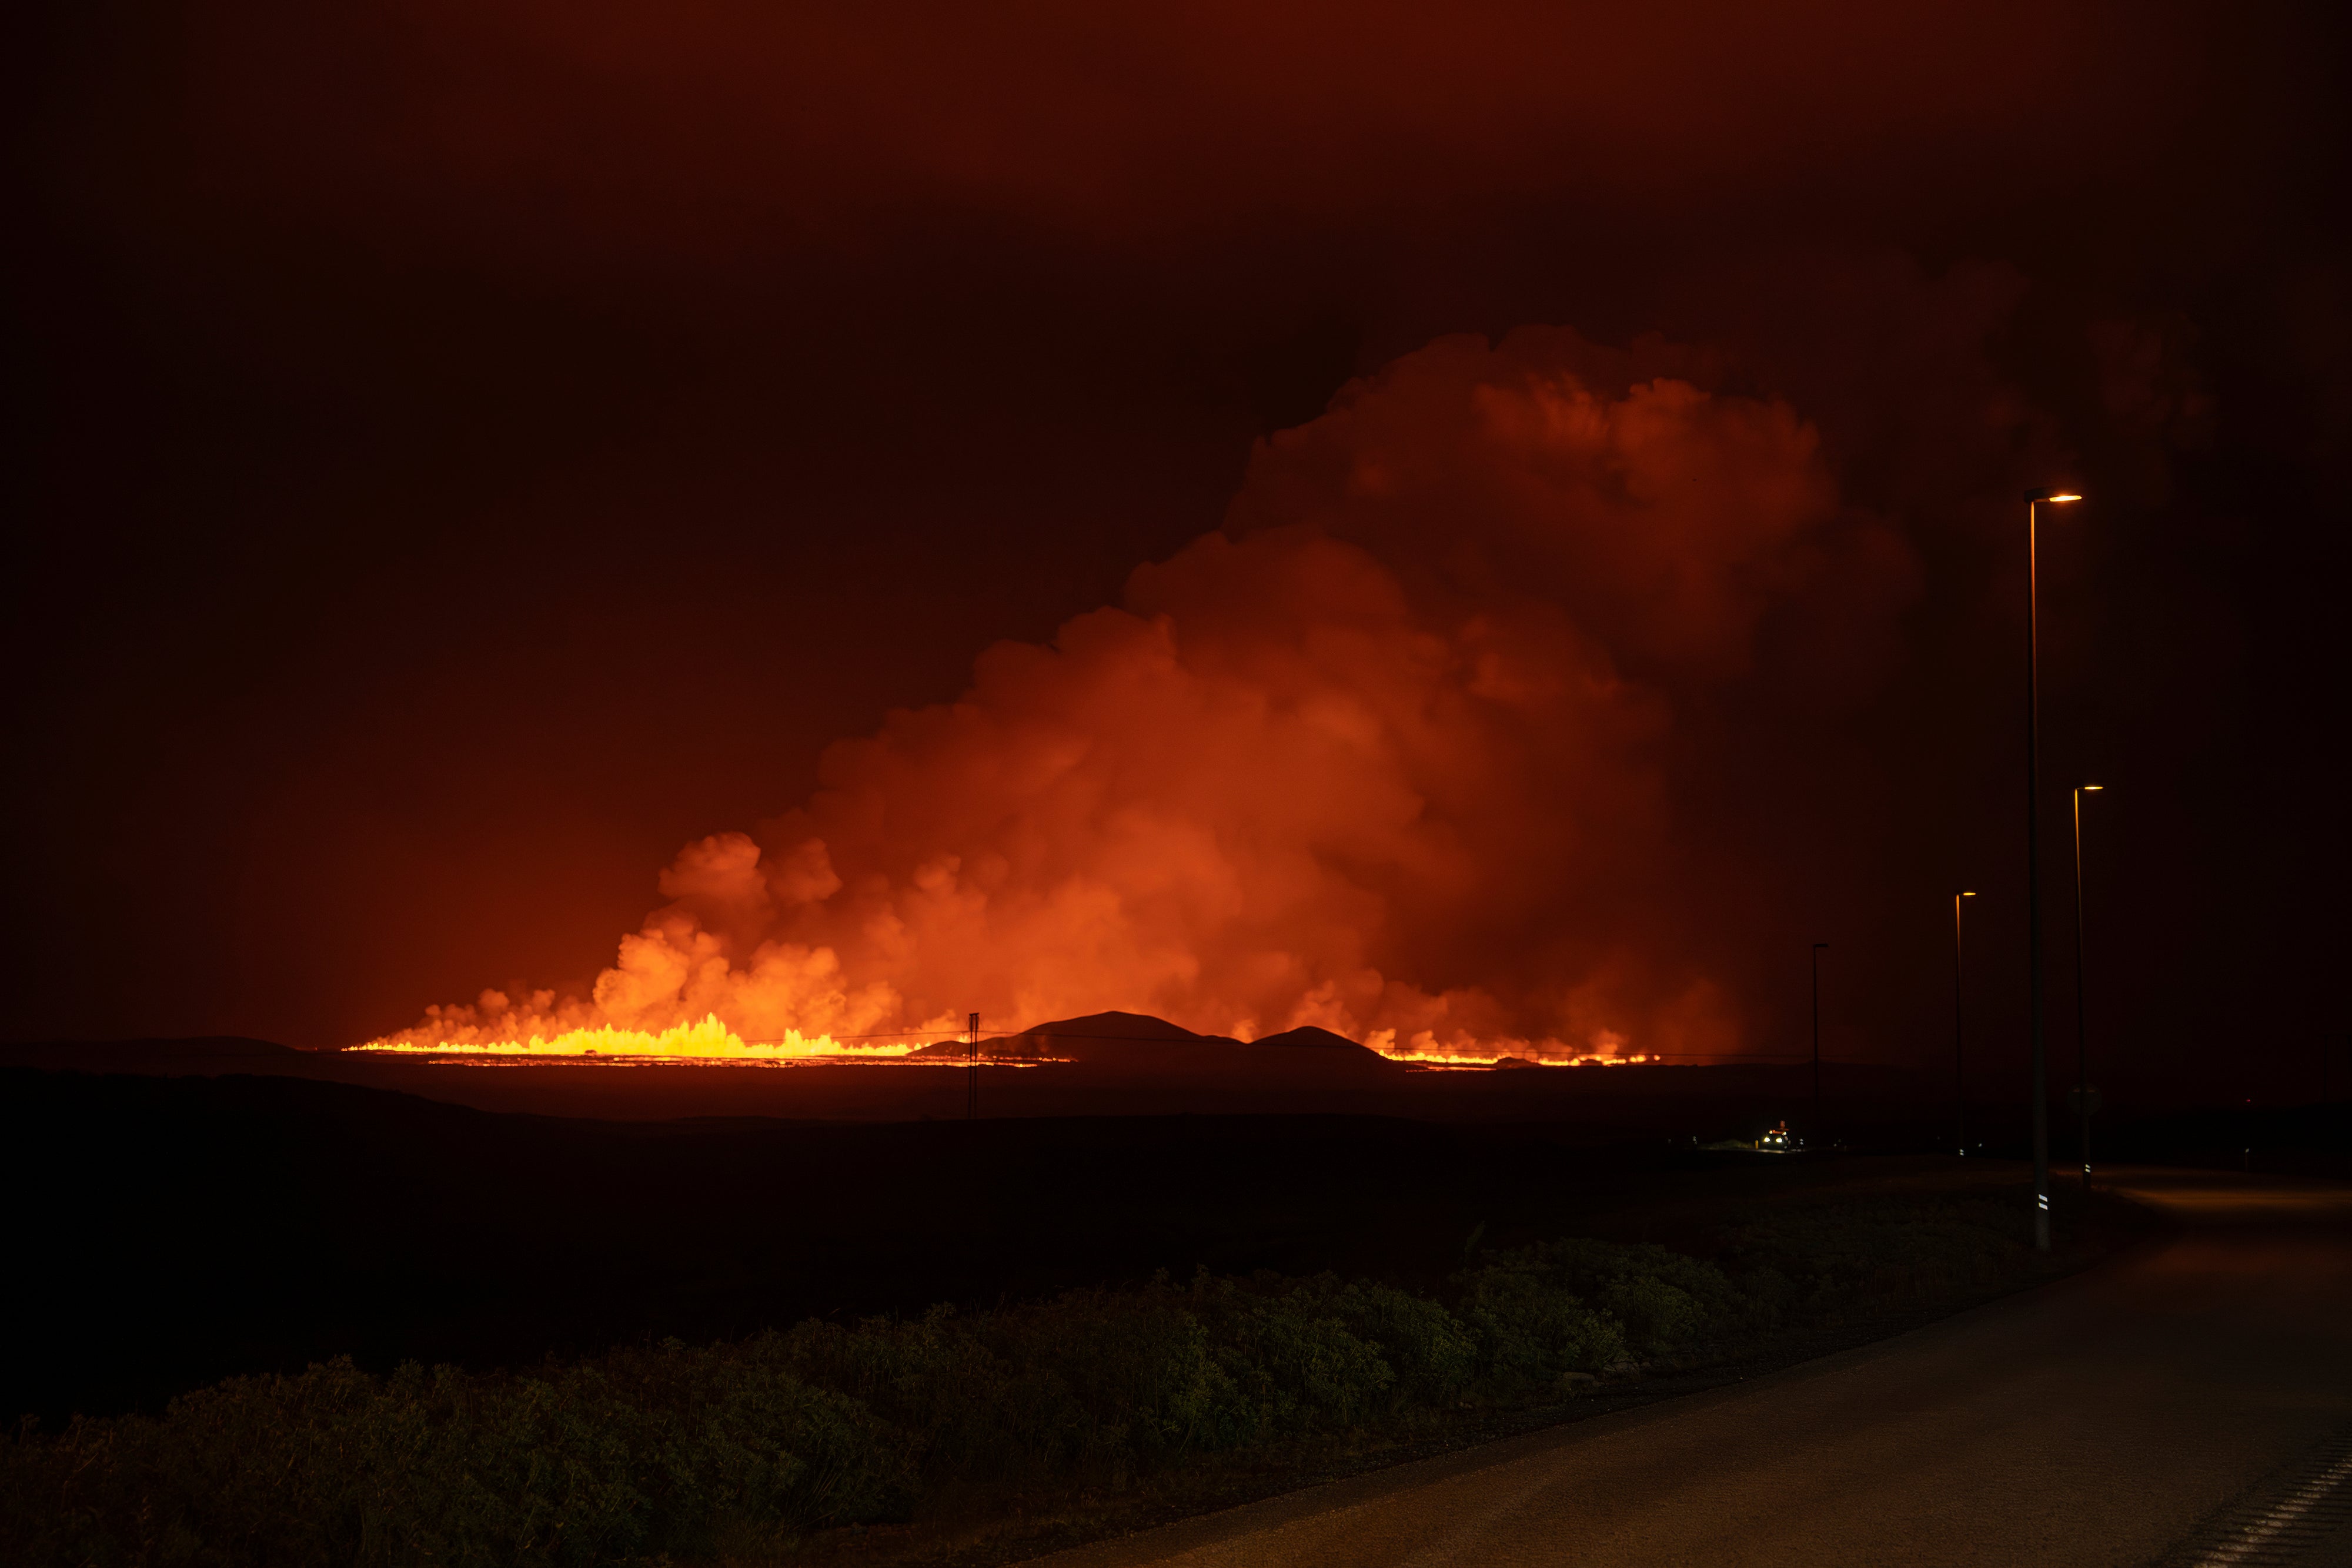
[351,1014,923,1059]
[353,1014,1668,1067]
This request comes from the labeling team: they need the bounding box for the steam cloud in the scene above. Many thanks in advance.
[382,327,1918,1060]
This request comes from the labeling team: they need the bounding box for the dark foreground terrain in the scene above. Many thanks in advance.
[4,1052,2343,1567]
[5,1051,2342,1426]
[1,1064,2047,1426]
[5,1061,2163,1568]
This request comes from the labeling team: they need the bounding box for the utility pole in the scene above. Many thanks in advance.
[967,1011,980,1120]
[1953,892,1975,1156]
[1811,942,1829,1144]
[2072,784,2102,1182]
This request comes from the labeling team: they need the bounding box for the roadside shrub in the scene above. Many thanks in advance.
[1192,1276,1396,1432]
[1,1344,898,1568]
[1454,1258,1625,1392]
[1000,1288,1258,1468]
[781,1308,1066,1490]
[1319,1279,1479,1406]
[1509,1239,1748,1358]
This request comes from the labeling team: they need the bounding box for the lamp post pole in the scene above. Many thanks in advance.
[967,1011,980,1120]
[1953,891,1976,1156]
[2072,784,2102,1181]
[2024,488,2080,1251]
[1811,941,1829,1143]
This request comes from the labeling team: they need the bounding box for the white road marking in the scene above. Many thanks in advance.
[2192,1441,2352,1566]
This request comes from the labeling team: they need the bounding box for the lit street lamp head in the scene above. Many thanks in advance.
[2024,487,2083,503]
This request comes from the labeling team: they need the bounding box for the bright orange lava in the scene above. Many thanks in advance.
[1382,1049,1659,1068]
[355,1013,1660,1067]
[352,1014,920,1060]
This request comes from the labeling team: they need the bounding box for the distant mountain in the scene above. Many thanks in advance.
[907,1011,1401,1075]
[1022,1011,1224,1047]
[913,1009,1219,1059]
[1251,1025,1394,1066]
[1252,1026,1347,1048]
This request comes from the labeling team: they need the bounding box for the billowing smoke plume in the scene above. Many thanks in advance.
[380,327,1917,1059]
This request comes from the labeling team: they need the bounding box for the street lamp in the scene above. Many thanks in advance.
[2023,486,2082,1251]
[1953,891,1976,1156]
[1811,941,1830,1140]
[2072,783,2103,1181]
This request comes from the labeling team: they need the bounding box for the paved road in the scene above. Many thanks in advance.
[1034,1170,2352,1568]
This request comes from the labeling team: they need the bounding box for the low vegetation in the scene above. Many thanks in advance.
[3,1188,2101,1566]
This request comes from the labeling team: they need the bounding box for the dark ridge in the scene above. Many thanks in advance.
[1253,1025,1374,1052]
[0,1035,309,1064]
[909,1009,1220,1058]
[1024,1010,1210,1044]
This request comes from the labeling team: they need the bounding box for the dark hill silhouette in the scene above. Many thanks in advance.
[911,1012,1392,1058]
[0,1035,370,1108]
[1252,1025,1392,1065]
[911,1011,1403,1076]
[910,1009,1232,1060]
[1026,1011,1215,1045]
[1000,1010,1240,1064]
[0,1035,313,1070]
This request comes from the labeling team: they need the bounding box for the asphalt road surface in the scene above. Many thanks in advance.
[1033,1170,2352,1568]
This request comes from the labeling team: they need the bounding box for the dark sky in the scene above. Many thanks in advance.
[6,1,2347,1105]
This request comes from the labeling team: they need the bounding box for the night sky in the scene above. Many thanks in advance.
[6,1,2346,1104]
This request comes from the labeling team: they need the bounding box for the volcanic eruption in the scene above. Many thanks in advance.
[364,326,1916,1064]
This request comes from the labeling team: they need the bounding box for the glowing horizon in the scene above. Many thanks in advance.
[354,1011,1672,1067]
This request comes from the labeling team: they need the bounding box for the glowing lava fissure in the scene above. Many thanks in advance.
[352,1010,1664,1065]
[366,328,1916,1070]
[351,1014,923,1061]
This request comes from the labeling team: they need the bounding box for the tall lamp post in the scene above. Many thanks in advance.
[1811,941,1830,1142]
[1952,890,1976,1156]
[2072,783,2103,1180]
[2024,487,2082,1251]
